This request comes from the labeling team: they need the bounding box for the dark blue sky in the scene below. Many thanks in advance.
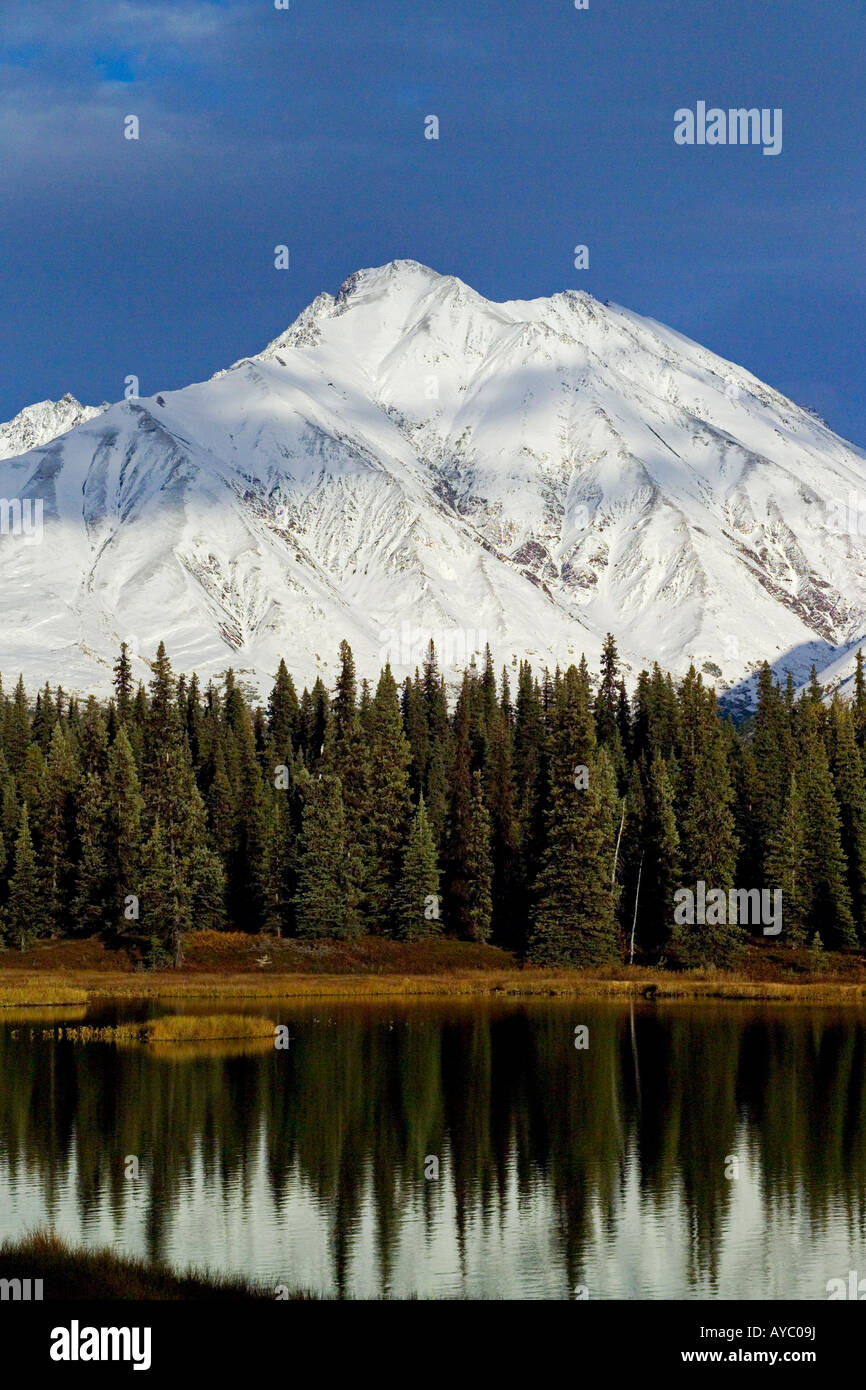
[2,0,864,442]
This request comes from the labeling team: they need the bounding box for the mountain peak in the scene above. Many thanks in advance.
[334,258,444,301]
[255,259,472,363]
[1,265,864,703]
[0,393,107,462]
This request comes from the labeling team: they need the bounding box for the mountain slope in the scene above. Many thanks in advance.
[0,394,107,462]
[0,260,864,699]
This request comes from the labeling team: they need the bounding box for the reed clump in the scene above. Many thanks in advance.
[0,982,87,1008]
[146,1014,276,1042]
[40,1014,277,1045]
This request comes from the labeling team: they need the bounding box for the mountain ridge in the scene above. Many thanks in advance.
[1,259,864,703]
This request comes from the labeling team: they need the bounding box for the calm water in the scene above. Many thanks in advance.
[1,997,866,1299]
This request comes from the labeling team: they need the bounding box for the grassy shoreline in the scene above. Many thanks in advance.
[6,971,866,1007]
[3,932,866,1005]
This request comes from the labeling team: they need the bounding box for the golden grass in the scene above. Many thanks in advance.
[138,969,866,1004]
[46,1014,278,1046]
[0,982,87,1007]
[6,954,866,1008]
[146,1013,276,1042]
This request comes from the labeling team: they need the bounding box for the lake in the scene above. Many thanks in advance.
[1,997,865,1299]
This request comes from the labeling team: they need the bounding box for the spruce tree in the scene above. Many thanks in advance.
[442,678,476,938]
[294,773,360,938]
[185,673,204,773]
[764,771,808,945]
[424,741,449,851]
[397,796,441,939]
[0,761,18,846]
[854,649,866,749]
[798,714,856,948]
[104,727,144,933]
[74,772,109,932]
[205,740,236,868]
[42,724,80,929]
[679,724,739,892]
[227,709,272,932]
[268,658,299,762]
[594,634,625,785]
[268,780,297,937]
[828,700,866,943]
[529,664,620,966]
[401,675,429,800]
[752,663,797,876]
[79,697,109,777]
[621,761,646,954]
[729,738,763,891]
[140,799,225,965]
[221,668,246,735]
[673,695,741,967]
[328,642,372,917]
[640,754,682,957]
[513,661,546,925]
[113,643,133,726]
[365,666,412,933]
[140,643,226,958]
[140,818,184,961]
[32,684,56,751]
[304,678,330,768]
[463,771,493,943]
[5,675,30,773]
[487,702,520,946]
[19,743,48,845]
[5,805,47,948]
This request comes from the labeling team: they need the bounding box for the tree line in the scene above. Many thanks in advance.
[0,634,863,967]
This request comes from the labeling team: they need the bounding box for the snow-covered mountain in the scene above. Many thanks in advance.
[1,259,864,702]
[0,393,107,462]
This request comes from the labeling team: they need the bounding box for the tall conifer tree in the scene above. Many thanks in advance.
[529,664,620,966]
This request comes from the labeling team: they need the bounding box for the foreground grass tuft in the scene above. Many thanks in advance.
[0,1230,304,1300]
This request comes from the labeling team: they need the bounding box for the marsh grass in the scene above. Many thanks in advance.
[0,1230,301,1300]
[146,1013,277,1042]
[43,1014,278,1046]
[96,971,866,1005]
[15,970,866,1009]
[0,982,87,1007]
[4,932,866,1008]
